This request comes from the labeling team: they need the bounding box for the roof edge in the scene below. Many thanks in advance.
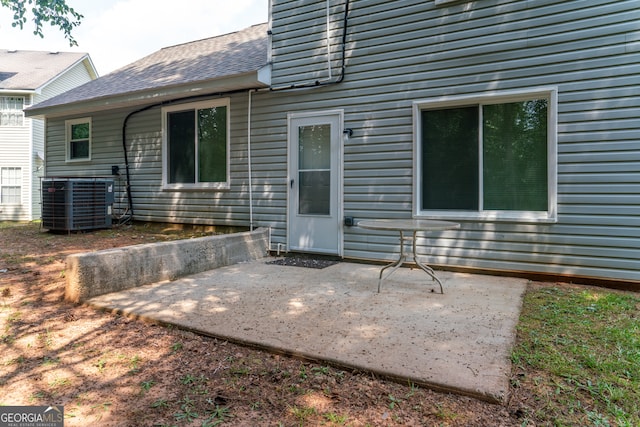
[25,71,268,119]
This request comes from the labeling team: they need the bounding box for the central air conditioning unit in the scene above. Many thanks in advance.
[41,177,115,231]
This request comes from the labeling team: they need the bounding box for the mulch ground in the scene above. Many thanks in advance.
[0,222,526,426]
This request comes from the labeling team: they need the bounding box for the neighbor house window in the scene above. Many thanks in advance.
[162,99,229,190]
[413,88,557,222]
[65,117,91,162]
[0,167,21,205]
[0,96,25,126]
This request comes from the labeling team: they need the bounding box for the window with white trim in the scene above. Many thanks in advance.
[65,117,91,162]
[0,96,25,126]
[162,99,230,190]
[414,88,557,222]
[0,167,22,205]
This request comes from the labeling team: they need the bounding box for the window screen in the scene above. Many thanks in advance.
[420,98,548,214]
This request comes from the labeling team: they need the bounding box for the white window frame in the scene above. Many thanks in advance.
[0,167,22,205]
[0,96,25,127]
[161,98,231,191]
[412,87,558,223]
[65,117,92,163]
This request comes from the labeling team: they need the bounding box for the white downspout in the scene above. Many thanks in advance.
[247,89,254,231]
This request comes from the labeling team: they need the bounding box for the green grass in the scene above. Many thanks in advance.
[512,286,640,426]
[0,221,34,229]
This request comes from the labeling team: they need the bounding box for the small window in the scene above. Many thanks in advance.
[0,167,22,205]
[0,96,25,127]
[413,88,557,222]
[66,118,91,162]
[162,99,229,190]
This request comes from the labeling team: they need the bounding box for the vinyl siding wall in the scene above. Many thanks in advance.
[259,0,640,282]
[0,115,31,220]
[42,0,639,283]
[45,93,255,226]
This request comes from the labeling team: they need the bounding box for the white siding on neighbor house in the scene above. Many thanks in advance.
[0,59,94,221]
[42,0,639,284]
[31,117,45,219]
[23,59,95,221]
[0,121,31,220]
[256,0,640,282]
[34,59,95,105]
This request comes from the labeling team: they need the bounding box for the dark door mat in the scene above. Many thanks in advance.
[266,254,340,269]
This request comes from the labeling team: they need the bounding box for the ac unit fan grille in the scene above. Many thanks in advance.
[41,178,114,231]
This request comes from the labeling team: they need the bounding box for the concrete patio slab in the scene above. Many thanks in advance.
[86,259,527,403]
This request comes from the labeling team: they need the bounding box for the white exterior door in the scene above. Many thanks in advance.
[287,111,342,255]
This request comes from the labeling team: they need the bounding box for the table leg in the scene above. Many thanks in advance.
[411,230,444,294]
[377,230,406,293]
[377,230,445,294]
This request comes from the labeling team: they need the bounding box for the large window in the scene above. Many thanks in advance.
[162,99,229,190]
[413,88,557,222]
[65,117,91,162]
[0,167,21,205]
[0,96,25,127]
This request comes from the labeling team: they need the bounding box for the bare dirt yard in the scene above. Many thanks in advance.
[1,222,526,426]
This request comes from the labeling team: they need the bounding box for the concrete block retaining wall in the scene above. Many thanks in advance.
[65,227,269,302]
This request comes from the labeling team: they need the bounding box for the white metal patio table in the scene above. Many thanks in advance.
[357,219,460,293]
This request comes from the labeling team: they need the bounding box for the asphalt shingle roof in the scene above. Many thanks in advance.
[29,23,269,112]
[0,49,90,90]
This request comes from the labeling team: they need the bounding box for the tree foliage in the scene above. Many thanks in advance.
[1,0,83,46]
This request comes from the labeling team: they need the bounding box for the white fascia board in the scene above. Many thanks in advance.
[0,89,36,95]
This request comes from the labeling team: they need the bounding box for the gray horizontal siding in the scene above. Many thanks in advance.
[45,94,256,227]
[271,0,347,86]
[263,0,640,282]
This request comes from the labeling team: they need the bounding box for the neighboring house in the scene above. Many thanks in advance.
[0,49,97,220]
[26,1,639,285]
